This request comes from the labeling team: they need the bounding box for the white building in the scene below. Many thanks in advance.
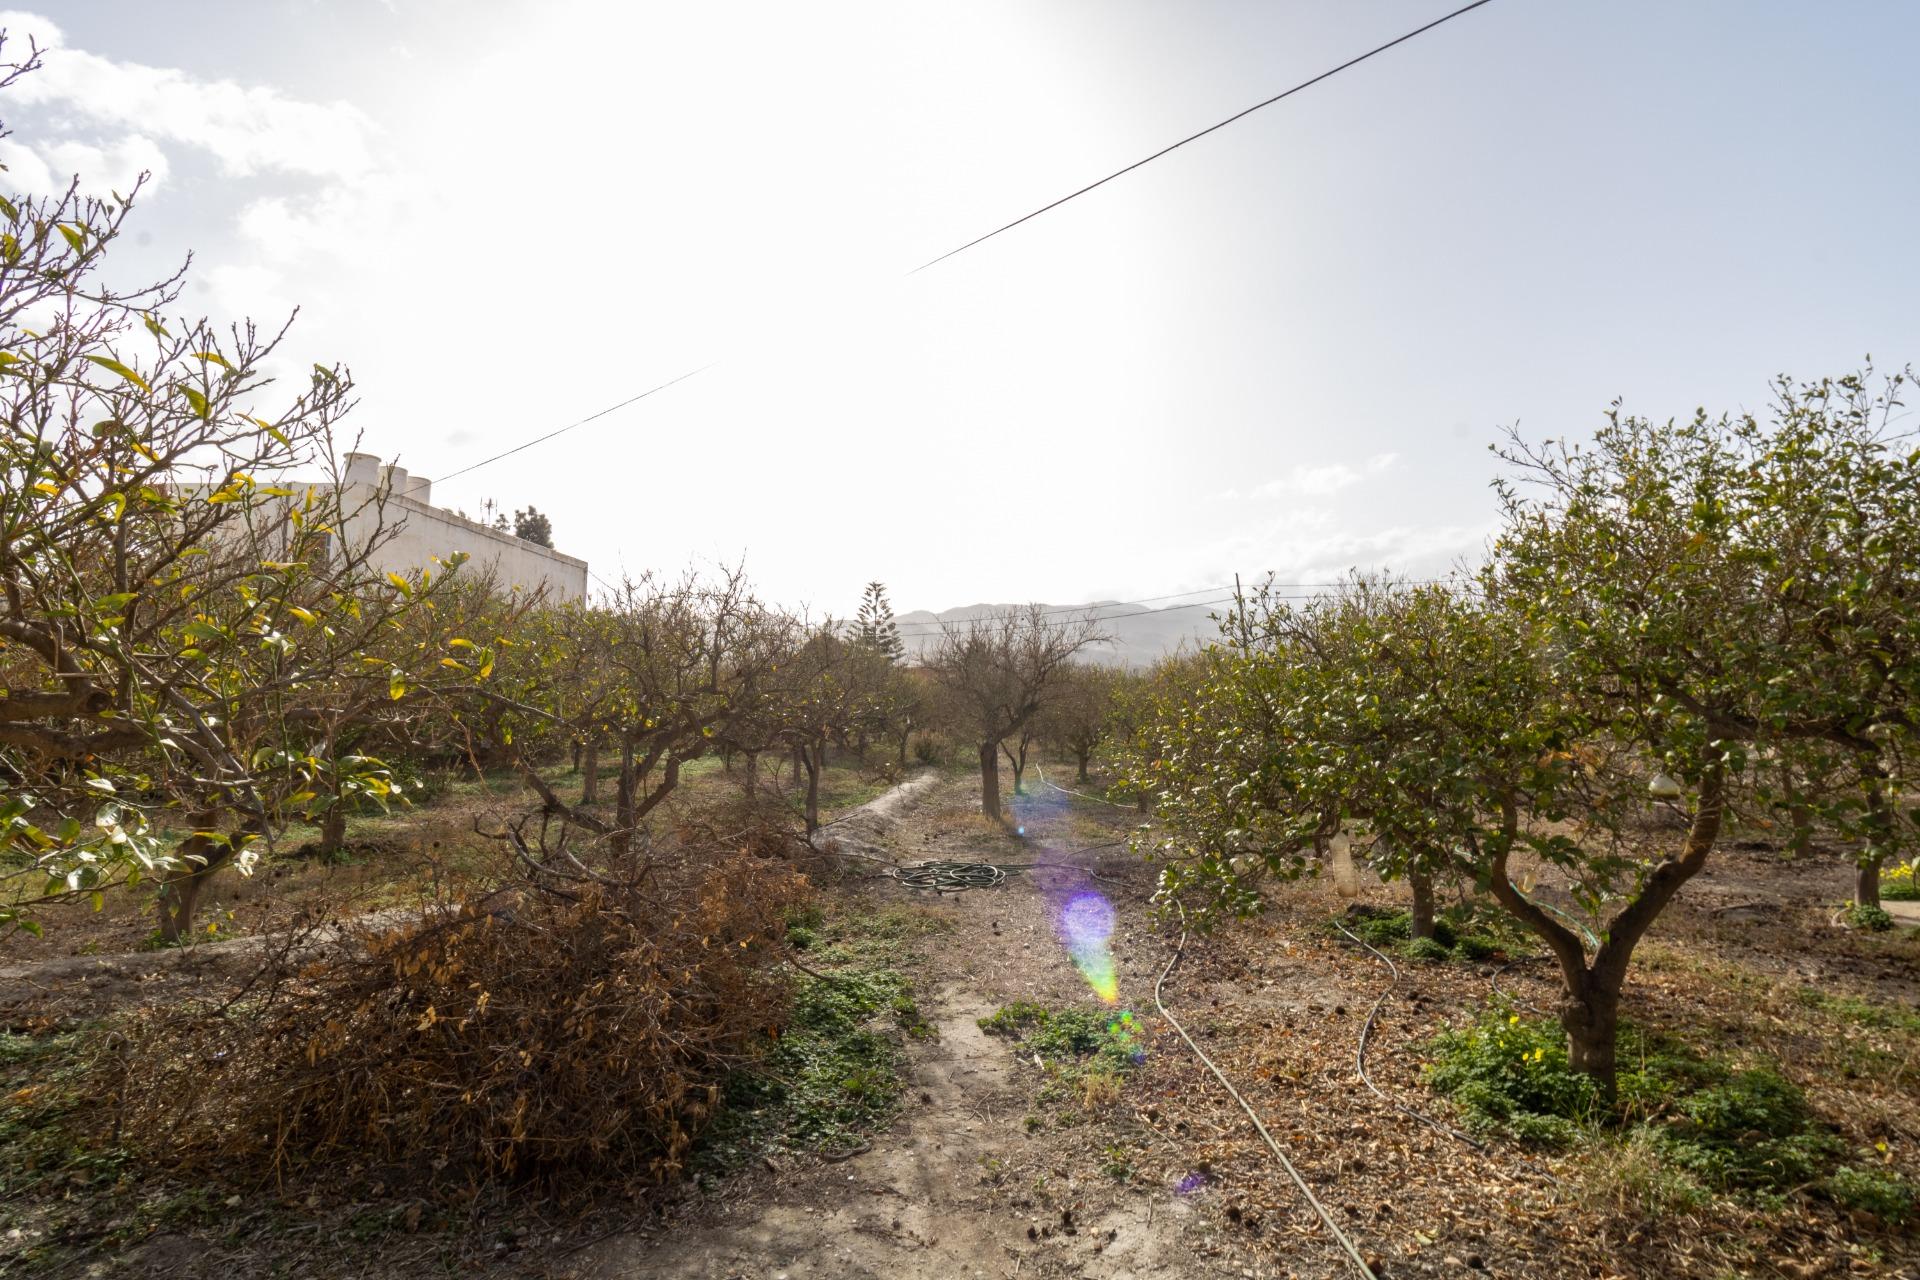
[336,451,589,601]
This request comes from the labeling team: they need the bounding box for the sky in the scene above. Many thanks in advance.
[4,0,1919,618]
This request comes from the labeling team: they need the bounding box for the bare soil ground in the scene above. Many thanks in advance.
[3,757,1916,1280]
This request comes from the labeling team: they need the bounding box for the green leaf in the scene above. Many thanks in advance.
[177,385,210,419]
[83,354,151,392]
[192,351,236,371]
[389,669,409,701]
[57,222,87,254]
[0,194,17,221]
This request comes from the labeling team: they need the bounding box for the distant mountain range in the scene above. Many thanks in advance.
[893,599,1231,668]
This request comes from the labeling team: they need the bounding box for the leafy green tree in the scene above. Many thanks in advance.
[776,624,891,832]
[0,53,474,937]
[513,505,553,548]
[1143,368,1920,1099]
[1487,367,1920,1084]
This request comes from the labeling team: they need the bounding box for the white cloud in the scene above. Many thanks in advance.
[1236,450,1401,500]
[0,10,377,179]
[41,133,168,194]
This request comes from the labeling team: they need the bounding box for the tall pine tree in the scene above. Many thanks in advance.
[856,581,905,663]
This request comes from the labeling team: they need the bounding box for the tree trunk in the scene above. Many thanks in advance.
[1561,976,1622,1103]
[1855,857,1884,910]
[897,730,909,768]
[1002,742,1027,796]
[1075,749,1091,784]
[744,750,759,798]
[979,741,1002,822]
[153,808,228,944]
[570,739,582,774]
[579,739,600,805]
[792,747,804,786]
[1408,870,1435,940]
[318,805,348,861]
[613,739,636,854]
[1486,765,1726,1107]
[803,743,822,834]
[1857,759,1893,909]
[1136,790,1149,815]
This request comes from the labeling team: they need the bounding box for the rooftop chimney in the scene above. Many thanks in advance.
[343,451,380,487]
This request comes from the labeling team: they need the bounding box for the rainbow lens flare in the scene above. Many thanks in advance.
[1058,888,1119,1003]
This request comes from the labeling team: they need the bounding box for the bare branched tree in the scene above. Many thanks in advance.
[931,606,1104,821]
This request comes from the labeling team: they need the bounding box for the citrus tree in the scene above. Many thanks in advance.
[0,52,475,937]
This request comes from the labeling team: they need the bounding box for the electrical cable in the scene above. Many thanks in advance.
[912,0,1499,272]
[431,364,712,485]
[430,2,1500,485]
[1155,904,1379,1280]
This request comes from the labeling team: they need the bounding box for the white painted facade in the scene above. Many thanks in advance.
[335,451,588,601]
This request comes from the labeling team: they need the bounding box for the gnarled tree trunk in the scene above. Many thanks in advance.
[802,742,823,834]
[1487,766,1725,1103]
[154,807,230,944]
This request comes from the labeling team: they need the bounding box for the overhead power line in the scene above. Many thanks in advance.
[430,0,1500,485]
[432,365,711,486]
[911,0,1497,273]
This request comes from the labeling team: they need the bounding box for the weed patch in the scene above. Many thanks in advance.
[1335,903,1534,964]
[980,1002,1143,1111]
[1843,902,1895,932]
[696,901,940,1171]
[1426,1005,1894,1220]
[699,964,916,1170]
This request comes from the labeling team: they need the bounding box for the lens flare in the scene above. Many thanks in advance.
[1058,889,1119,1003]
[1015,781,1127,1006]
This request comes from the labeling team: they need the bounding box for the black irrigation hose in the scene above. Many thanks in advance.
[1331,921,1488,1153]
[887,860,1010,893]
[1334,922,1564,1188]
[1488,954,1547,1016]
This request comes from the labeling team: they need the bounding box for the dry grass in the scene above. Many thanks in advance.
[104,829,812,1193]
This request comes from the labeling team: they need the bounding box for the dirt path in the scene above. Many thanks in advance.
[573,771,1226,1280]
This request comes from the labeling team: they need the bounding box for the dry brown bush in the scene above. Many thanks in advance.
[106,821,811,1191]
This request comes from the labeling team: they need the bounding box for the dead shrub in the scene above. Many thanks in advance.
[106,818,811,1192]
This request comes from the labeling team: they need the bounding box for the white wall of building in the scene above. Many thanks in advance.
[337,451,588,601]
